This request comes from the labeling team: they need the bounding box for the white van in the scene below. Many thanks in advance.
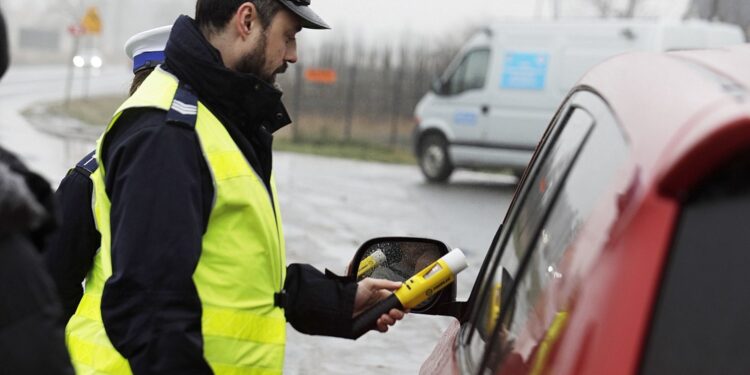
[413,19,746,182]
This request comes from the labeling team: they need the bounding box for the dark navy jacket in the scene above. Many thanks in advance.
[45,15,357,375]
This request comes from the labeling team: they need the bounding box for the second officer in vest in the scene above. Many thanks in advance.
[65,1,405,374]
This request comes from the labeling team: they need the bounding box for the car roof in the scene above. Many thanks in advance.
[577,44,750,195]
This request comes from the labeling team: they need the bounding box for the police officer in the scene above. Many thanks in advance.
[44,25,172,322]
[65,1,404,374]
[0,6,74,374]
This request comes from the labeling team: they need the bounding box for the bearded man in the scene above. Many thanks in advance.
[64,1,404,374]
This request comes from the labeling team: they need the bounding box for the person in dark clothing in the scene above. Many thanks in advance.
[0,7,74,374]
[44,25,171,322]
[0,150,74,375]
[65,1,404,374]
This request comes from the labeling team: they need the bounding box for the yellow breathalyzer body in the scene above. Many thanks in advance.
[393,252,463,309]
[357,249,386,278]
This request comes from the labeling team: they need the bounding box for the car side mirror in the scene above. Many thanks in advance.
[349,237,462,317]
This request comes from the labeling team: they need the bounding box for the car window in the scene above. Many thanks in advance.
[490,104,627,373]
[641,150,750,375]
[463,93,629,373]
[444,49,490,96]
[465,108,595,368]
[459,101,573,332]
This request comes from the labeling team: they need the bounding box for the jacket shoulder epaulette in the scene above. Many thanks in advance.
[74,149,98,176]
[166,83,198,129]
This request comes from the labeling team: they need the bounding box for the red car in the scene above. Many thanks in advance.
[352,44,750,375]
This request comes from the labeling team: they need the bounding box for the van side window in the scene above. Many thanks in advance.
[444,49,490,96]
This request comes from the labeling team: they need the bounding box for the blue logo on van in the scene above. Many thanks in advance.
[454,112,478,126]
[501,52,549,90]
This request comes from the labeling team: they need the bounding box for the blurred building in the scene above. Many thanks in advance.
[1,0,192,65]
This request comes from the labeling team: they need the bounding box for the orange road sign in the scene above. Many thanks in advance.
[81,7,102,34]
[304,68,337,84]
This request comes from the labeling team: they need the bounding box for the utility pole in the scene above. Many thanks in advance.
[62,0,84,108]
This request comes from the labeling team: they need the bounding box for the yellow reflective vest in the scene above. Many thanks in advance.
[66,67,287,375]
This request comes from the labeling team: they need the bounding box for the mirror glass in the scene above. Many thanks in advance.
[351,237,456,314]
[355,239,445,310]
[356,240,443,282]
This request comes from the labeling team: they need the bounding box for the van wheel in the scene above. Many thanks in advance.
[419,134,454,183]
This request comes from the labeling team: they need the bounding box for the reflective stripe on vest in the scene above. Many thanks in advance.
[66,67,287,375]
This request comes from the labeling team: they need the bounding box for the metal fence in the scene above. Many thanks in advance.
[276,43,459,148]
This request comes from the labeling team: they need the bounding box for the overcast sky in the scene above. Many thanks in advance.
[1,0,695,61]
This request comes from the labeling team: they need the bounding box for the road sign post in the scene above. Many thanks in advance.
[81,7,101,100]
[63,27,82,108]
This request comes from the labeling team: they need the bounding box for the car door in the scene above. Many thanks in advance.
[453,91,629,375]
[484,51,554,152]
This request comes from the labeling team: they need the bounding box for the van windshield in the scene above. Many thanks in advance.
[443,49,490,95]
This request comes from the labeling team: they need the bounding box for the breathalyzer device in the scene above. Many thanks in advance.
[352,248,468,337]
[357,249,387,278]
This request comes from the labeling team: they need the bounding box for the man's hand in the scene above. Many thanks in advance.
[353,278,406,332]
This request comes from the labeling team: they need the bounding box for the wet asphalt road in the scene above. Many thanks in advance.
[0,65,131,180]
[2,65,517,374]
[276,155,516,374]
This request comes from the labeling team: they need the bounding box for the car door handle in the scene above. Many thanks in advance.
[481,105,490,115]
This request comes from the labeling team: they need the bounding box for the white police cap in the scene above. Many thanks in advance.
[124,25,171,73]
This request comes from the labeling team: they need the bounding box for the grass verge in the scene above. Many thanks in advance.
[44,95,126,127]
[39,95,417,165]
[275,138,415,165]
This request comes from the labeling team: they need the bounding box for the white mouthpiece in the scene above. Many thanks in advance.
[371,249,387,265]
[442,248,468,274]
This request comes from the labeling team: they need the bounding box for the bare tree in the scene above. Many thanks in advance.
[687,0,750,37]
[584,0,642,18]
[588,0,614,17]
[624,0,639,17]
